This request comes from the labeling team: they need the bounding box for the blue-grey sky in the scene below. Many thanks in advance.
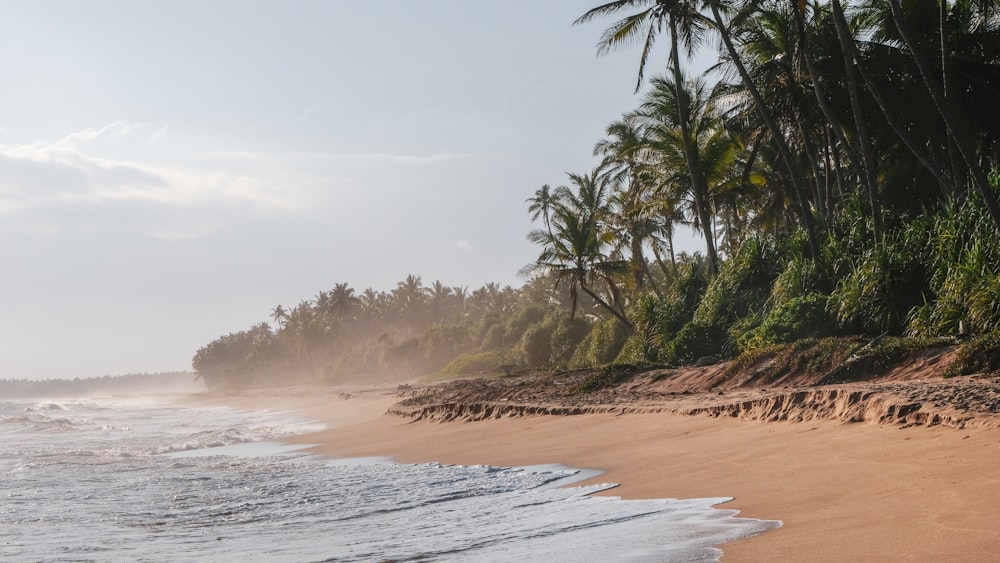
[0,1,709,380]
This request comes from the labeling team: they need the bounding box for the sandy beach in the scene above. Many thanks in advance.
[199,370,1000,562]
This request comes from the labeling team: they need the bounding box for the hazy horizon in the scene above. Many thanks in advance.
[0,1,711,380]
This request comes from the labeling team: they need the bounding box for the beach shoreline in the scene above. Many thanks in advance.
[186,377,1000,562]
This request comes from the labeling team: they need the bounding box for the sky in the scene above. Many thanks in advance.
[0,0,711,380]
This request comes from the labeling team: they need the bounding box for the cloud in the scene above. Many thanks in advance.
[449,239,473,251]
[149,121,173,144]
[0,122,308,215]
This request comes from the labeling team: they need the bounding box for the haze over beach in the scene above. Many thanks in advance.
[0,0,706,381]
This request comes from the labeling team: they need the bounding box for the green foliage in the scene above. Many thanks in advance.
[419,323,473,369]
[520,322,555,367]
[569,318,631,368]
[502,304,548,349]
[828,229,927,335]
[659,321,728,367]
[441,350,505,375]
[617,293,664,363]
[739,293,835,351]
[548,313,593,367]
[908,194,1000,336]
[694,235,781,328]
[382,337,421,367]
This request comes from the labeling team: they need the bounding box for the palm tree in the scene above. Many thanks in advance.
[576,0,713,265]
[392,274,427,334]
[706,0,822,257]
[636,72,725,274]
[524,170,633,329]
[595,114,661,289]
[425,280,454,323]
[270,304,289,329]
[526,184,560,243]
[883,0,1000,231]
[791,0,884,243]
[329,283,360,320]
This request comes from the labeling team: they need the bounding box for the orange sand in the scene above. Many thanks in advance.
[200,390,1000,561]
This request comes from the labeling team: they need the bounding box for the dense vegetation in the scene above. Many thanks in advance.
[193,0,1000,390]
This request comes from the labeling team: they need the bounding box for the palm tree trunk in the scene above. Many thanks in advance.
[669,19,719,276]
[579,279,634,331]
[795,116,825,216]
[834,0,954,195]
[630,231,646,290]
[650,244,673,279]
[708,0,822,258]
[887,0,1000,231]
[799,0,883,243]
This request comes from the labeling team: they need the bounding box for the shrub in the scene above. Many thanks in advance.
[568,318,630,368]
[739,293,835,351]
[660,321,727,367]
[442,351,505,375]
[548,313,592,367]
[520,322,554,367]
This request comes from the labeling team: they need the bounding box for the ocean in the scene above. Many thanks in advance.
[1,396,780,562]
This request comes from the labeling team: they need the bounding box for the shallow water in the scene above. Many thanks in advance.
[0,397,779,561]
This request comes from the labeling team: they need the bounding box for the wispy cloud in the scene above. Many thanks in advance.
[449,239,474,251]
[148,120,174,144]
[0,122,308,215]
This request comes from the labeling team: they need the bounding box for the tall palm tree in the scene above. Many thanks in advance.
[270,304,289,329]
[791,0,884,243]
[636,72,725,273]
[577,0,713,268]
[425,280,454,323]
[329,283,360,320]
[706,0,823,257]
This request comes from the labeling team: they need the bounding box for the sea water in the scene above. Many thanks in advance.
[0,397,780,562]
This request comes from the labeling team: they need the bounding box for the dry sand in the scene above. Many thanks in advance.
[202,384,1000,562]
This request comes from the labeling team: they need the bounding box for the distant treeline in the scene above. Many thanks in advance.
[192,277,602,390]
[0,372,202,399]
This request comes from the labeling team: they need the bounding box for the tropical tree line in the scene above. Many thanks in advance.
[521,0,1000,365]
